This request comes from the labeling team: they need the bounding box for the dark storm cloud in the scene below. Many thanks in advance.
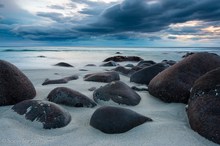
[78,1,118,16]
[78,0,220,34]
[10,0,220,42]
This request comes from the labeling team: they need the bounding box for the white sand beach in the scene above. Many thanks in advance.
[0,47,219,146]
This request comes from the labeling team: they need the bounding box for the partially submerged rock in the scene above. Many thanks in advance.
[103,56,143,62]
[0,60,36,106]
[100,61,117,67]
[130,63,169,85]
[84,71,120,83]
[187,67,220,144]
[90,106,152,134]
[54,62,73,67]
[93,81,141,106]
[42,75,78,85]
[12,100,71,129]
[148,52,220,103]
[47,87,96,108]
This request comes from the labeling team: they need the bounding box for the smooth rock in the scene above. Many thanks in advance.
[54,62,73,67]
[42,75,78,85]
[148,52,220,103]
[187,67,220,144]
[0,60,36,106]
[12,100,71,129]
[93,81,141,106]
[130,63,169,85]
[103,56,143,62]
[90,106,152,134]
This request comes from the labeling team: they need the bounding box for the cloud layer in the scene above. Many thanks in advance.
[1,0,220,46]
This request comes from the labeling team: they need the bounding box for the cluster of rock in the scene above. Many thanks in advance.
[0,59,149,133]
[2,52,220,143]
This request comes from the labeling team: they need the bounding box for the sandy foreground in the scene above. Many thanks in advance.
[0,65,218,146]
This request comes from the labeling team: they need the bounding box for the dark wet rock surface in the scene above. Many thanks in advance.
[130,63,169,85]
[84,71,120,83]
[0,60,36,106]
[12,100,71,129]
[187,67,220,144]
[90,106,152,134]
[54,62,74,67]
[148,52,220,103]
[103,56,143,62]
[47,87,96,108]
[42,75,79,85]
[93,81,141,106]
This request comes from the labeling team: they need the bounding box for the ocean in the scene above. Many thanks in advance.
[0,46,219,69]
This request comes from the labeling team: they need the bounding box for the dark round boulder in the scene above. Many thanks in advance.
[54,62,73,67]
[130,63,169,85]
[90,106,152,134]
[103,56,143,62]
[187,67,220,144]
[93,81,141,106]
[84,71,120,83]
[47,87,96,108]
[12,100,71,129]
[148,52,220,103]
[0,60,36,106]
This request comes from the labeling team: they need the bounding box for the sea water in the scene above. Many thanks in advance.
[0,46,219,69]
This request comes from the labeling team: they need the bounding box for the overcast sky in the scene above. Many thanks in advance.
[0,0,220,47]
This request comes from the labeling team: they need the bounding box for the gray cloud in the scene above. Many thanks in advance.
[0,4,4,8]
[5,0,220,42]
[37,12,65,22]
[47,5,66,10]
[78,0,220,35]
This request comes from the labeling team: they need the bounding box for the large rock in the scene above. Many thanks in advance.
[187,67,220,144]
[148,52,220,103]
[0,60,36,106]
[93,81,141,106]
[84,71,120,83]
[12,100,71,129]
[103,56,143,62]
[47,87,97,108]
[130,63,169,85]
[90,106,152,134]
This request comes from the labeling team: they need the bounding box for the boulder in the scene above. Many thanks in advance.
[90,106,152,134]
[47,87,97,108]
[0,60,36,106]
[42,75,78,85]
[12,100,71,129]
[148,52,220,103]
[187,67,220,144]
[103,56,143,62]
[93,81,141,106]
[130,63,169,85]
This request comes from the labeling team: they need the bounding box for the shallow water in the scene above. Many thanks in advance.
[0,46,219,69]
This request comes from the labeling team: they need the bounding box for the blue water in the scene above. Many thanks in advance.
[0,46,219,69]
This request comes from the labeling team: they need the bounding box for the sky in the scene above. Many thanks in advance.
[0,0,220,47]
